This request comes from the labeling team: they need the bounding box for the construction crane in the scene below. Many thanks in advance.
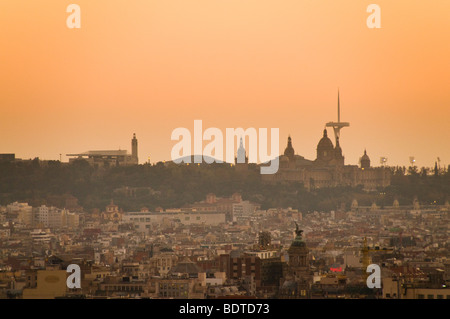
[361,237,393,279]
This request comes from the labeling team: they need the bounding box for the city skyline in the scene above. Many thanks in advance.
[0,0,449,303]
[1,1,449,167]
[3,116,448,169]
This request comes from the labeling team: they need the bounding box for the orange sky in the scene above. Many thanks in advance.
[1,1,449,167]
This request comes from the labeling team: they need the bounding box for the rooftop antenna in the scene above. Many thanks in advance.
[338,89,340,122]
[326,89,350,145]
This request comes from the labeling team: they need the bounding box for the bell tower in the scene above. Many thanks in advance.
[132,133,138,163]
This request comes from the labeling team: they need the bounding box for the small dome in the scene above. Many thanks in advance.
[360,149,371,169]
[284,136,295,161]
[361,149,370,161]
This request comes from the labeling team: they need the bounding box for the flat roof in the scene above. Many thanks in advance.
[67,150,129,156]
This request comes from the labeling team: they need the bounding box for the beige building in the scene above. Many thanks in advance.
[382,276,450,299]
[147,277,206,299]
[22,270,68,299]
[33,205,79,229]
[123,211,226,233]
[7,202,33,225]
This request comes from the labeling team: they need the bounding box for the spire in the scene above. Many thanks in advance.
[323,128,328,138]
[236,137,247,163]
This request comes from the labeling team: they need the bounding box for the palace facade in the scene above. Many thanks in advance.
[261,129,391,190]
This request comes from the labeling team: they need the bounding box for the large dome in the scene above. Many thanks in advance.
[316,129,335,163]
[317,129,334,150]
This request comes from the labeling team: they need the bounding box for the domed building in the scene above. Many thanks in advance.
[262,128,390,190]
[284,135,295,162]
[260,94,391,190]
[360,149,371,169]
[101,200,123,223]
[316,129,336,164]
[314,129,345,166]
[279,223,312,298]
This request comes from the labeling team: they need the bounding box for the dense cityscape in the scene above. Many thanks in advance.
[1,2,448,314]
[0,130,449,299]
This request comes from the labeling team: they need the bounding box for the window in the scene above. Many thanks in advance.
[437,295,443,299]
[418,294,424,299]
[427,295,434,299]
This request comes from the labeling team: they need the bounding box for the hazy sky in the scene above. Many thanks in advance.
[1,1,449,167]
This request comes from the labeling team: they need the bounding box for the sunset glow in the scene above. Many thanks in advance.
[1,1,449,167]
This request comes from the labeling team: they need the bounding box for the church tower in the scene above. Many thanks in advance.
[132,133,138,163]
[235,137,248,173]
[284,135,295,162]
[334,136,345,166]
[235,137,248,164]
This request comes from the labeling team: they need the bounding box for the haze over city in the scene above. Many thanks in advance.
[1,1,450,304]
[1,1,449,167]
